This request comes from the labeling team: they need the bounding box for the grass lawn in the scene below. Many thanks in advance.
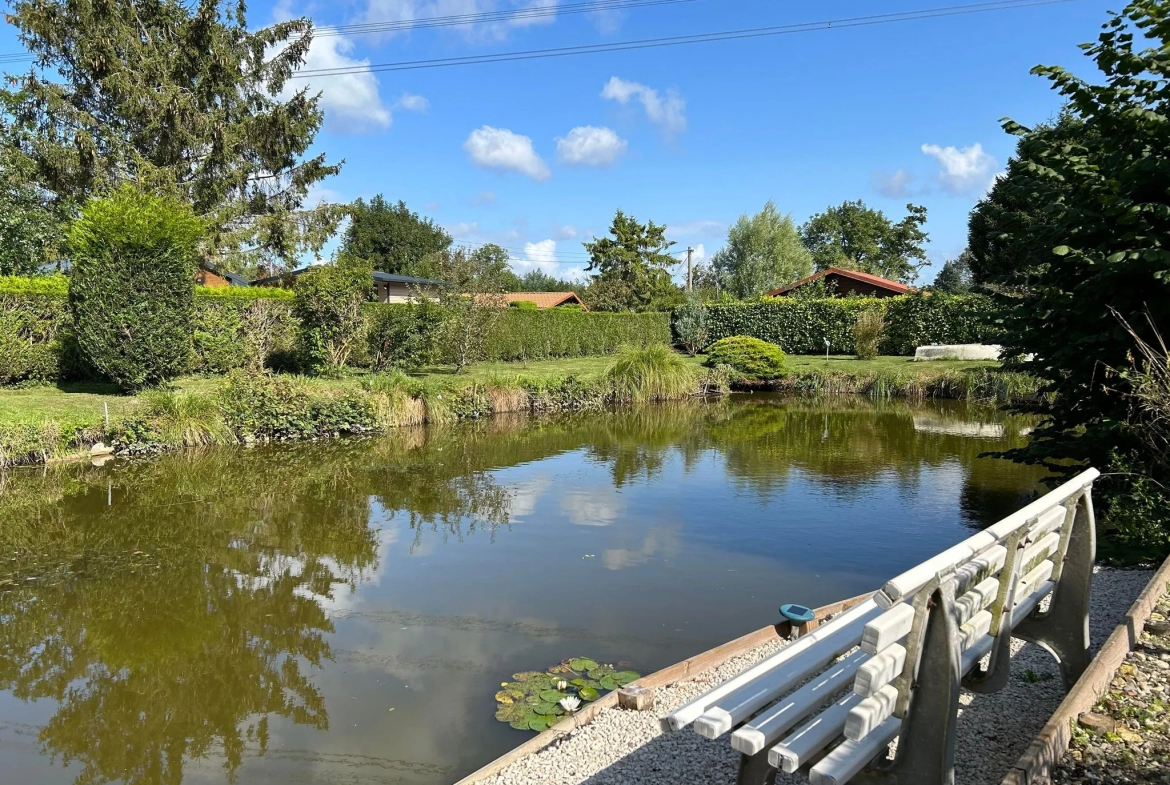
[0,354,1003,428]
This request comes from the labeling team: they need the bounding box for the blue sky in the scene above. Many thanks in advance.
[2,0,1115,282]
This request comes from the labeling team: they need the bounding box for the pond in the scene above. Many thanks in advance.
[0,395,1048,785]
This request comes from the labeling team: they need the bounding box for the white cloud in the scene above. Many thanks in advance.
[872,169,916,198]
[396,92,430,112]
[463,126,550,180]
[445,221,479,236]
[667,219,722,237]
[523,239,557,264]
[601,76,686,135]
[560,489,623,527]
[362,0,559,42]
[274,13,391,133]
[554,225,578,240]
[556,126,627,167]
[921,143,999,195]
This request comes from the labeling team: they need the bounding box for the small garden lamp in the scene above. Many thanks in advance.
[823,338,830,361]
[780,603,818,639]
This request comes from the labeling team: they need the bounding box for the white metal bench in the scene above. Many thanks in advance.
[661,468,1099,785]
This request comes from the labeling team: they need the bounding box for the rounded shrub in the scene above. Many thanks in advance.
[68,185,204,390]
[509,300,539,310]
[703,335,788,381]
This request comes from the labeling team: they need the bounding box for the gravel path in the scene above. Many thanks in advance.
[480,567,1153,785]
[1051,583,1170,785]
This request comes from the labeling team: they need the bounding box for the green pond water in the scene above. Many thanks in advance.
[0,395,1048,785]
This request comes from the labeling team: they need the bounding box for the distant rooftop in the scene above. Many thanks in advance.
[253,267,446,287]
[767,267,913,297]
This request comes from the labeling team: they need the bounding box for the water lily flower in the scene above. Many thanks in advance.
[559,696,581,713]
[556,680,568,691]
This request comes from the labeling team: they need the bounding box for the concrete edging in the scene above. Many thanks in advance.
[1001,554,1170,785]
[452,592,874,785]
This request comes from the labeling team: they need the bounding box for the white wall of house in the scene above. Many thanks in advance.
[377,282,442,303]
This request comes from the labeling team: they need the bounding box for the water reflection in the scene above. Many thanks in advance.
[0,396,1046,784]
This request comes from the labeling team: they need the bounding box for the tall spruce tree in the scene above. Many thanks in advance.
[583,210,679,312]
[2,0,344,272]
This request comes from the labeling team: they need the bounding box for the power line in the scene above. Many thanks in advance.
[0,0,698,65]
[288,0,1084,78]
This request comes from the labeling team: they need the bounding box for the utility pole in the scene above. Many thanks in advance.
[686,247,694,292]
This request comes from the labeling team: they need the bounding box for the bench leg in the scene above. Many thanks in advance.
[736,750,777,785]
[1013,491,1096,690]
[854,580,961,785]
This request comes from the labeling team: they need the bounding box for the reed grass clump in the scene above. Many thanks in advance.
[606,345,700,403]
[139,389,235,447]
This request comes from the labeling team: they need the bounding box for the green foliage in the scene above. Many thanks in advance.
[517,268,582,293]
[341,196,452,277]
[853,309,886,360]
[606,345,699,403]
[673,292,709,355]
[216,373,379,441]
[0,273,68,295]
[704,336,788,381]
[482,309,671,362]
[194,286,295,301]
[710,201,813,298]
[689,295,998,356]
[293,254,373,375]
[68,185,204,390]
[0,141,66,275]
[991,3,1170,555]
[0,287,77,384]
[932,250,974,294]
[801,201,929,283]
[191,298,297,375]
[509,300,539,310]
[364,300,444,372]
[583,210,680,312]
[3,0,343,271]
[967,112,1089,288]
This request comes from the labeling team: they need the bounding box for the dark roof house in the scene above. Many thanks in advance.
[767,268,913,298]
[197,262,251,288]
[253,267,446,303]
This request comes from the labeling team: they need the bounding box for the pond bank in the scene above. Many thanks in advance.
[467,567,1153,785]
[0,357,1036,468]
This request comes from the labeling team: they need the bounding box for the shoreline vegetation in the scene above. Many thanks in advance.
[0,352,1037,469]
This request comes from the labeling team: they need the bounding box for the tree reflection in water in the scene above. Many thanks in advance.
[0,396,1044,784]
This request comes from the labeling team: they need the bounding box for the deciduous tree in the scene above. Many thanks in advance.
[341,196,452,277]
[932,249,974,293]
[801,201,929,284]
[710,201,812,299]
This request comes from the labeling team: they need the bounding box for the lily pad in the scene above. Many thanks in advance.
[613,671,641,686]
[534,702,559,715]
[539,689,568,703]
[570,678,589,687]
[510,719,531,731]
[529,717,551,732]
[587,665,614,680]
[525,694,543,706]
[599,676,617,691]
[570,658,599,672]
[578,687,600,701]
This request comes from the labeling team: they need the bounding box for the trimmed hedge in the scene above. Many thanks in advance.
[482,307,671,361]
[0,283,673,384]
[688,294,999,356]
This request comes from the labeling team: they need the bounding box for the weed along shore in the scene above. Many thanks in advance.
[0,352,1036,468]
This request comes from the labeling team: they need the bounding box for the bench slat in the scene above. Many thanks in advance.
[809,715,901,785]
[955,576,1000,628]
[844,684,898,742]
[661,598,880,733]
[861,602,914,655]
[876,469,1096,609]
[769,692,862,773]
[1027,505,1066,542]
[952,544,1007,597]
[853,643,906,698]
[731,649,869,755]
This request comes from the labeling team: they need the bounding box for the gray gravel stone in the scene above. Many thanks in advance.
[479,567,1152,785]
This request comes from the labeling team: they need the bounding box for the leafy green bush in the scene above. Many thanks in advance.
[0,273,69,295]
[216,372,379,441]
[365,300,445,371]
[0,287,78,384]
[606,344,699,402]
[689,294,999,356]
[195,285,295,301]
[853,309,886,360]
[483,309,670,361]
[673,292,708,355]
[293,254,372,375]
[509,300,539,310]
[704,336,788,381]
[191,298,297,374]
[68,185,205,390]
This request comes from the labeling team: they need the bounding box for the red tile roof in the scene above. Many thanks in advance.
[494,292,588,310]
[767,268,913,296]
